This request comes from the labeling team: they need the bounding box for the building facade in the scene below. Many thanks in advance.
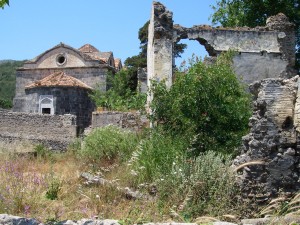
[13,43,122,128]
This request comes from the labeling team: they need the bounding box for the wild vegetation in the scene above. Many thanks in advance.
[0,52,257,224]
[0,60,25,108]
[89,70,146,111]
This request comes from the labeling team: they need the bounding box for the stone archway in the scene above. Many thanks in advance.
[147,1,296,92]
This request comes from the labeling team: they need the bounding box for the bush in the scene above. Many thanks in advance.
[180,151,242,217]
[80,125,140,162]
[150,51,251,155]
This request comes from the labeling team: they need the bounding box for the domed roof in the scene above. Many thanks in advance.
[25,71,92,90]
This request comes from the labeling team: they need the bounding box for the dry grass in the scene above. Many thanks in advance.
[0,151,166,223]
[0,140,36,154]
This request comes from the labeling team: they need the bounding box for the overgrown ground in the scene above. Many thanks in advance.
[1,53,299,224]
[0,126,251,224]
[0,140,166,223]
[1,128,300,224]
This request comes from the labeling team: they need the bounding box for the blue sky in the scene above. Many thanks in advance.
[0,0,216,66]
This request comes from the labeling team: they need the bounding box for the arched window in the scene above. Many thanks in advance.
[39,95,54,115]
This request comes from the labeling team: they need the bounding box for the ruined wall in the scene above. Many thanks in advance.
[91,111,148,132]
[0,111,77,150]
[174,14,296,84]
[148,2,296,86]
[146,2,299,200]
[234,76,300,200]
[147,1,173,105]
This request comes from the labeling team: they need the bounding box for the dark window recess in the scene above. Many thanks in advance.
[42,108,51,114]
[57,56,66,64]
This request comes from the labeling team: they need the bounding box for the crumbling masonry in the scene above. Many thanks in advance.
[147,2,299,199]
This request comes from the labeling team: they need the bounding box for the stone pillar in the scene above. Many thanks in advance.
[147,1,174,106]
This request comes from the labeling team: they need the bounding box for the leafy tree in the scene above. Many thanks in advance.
[150,51,251,155]
[0,0,9,9]
[90,70,146,111]
[0,60,25,108]
[210,0,300,71]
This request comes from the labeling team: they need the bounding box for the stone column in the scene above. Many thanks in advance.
[147,1,174,106]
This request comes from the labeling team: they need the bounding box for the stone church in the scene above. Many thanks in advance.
[13,43,122,128]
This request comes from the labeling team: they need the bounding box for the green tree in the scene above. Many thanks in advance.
[210,0,300,71]
[90,70,146,111]
[0,0,9,8]
[150,52,251,155]
[0,60,25,108]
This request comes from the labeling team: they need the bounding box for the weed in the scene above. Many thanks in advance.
[128,129,188,185]
[80,125,140,163]
[34,144,51,160]
[45,175,61,200]
[260,192,300,217]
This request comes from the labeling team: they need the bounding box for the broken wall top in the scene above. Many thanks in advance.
[174,13,295,58]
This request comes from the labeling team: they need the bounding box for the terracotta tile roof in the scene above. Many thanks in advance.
[98,52,112,63]
[84,52,107,64]
[25,71,92,90]
[114,58,122,69]
[78,44,99,53]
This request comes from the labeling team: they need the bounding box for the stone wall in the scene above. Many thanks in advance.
[0,111,77,150]
[174,13,296,84]
[233,76,300,201]
[14,67,107,98]
[22,87,94,128]
[13,67,106,114]
[137,68,148,93]
[148,2,297,86]
[91,111,149,132]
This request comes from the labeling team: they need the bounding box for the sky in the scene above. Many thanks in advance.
[0,0,217,66]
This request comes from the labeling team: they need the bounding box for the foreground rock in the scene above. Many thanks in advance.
[233,76,300,202]
[2,214,300,225]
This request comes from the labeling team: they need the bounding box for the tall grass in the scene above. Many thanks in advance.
[128,128,244,220]
[79,125,140,162]
[129,130,188,185]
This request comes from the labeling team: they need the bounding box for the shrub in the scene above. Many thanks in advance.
[80,125,140,162]
[0,98,12,109]
[180,151,242,217]
[45,175,61,200]
[150,51,251,155]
